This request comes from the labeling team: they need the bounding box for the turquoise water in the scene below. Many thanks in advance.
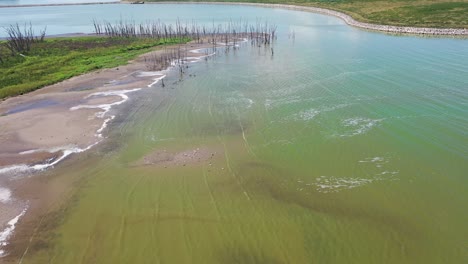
[2,3,468,263]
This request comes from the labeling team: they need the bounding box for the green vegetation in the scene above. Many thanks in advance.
[0,37,188,99]
[146,0,468,28]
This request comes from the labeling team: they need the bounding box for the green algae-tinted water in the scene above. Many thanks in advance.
[9,4,468,264]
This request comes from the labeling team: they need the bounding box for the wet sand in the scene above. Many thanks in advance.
[132,147,221,168]
[0,41,216,260]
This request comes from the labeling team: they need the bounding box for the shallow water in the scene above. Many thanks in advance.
[1,3,468,264]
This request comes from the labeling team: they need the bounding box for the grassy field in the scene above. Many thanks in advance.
[0,37,188,99]
[145,0,468,28]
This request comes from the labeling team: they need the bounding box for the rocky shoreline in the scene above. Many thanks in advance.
[271,3,468,36]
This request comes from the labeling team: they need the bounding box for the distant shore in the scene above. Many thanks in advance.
[2,1,466,35]
[142,2,468,36]
[0,1,120,8]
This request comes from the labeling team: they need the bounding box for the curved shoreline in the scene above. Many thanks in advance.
[2,1,466,35]
[143,1,468,36]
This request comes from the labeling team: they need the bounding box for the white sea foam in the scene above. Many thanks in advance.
[185,51,216,62]
[377,171,399,176]
[0,207,28,257]
[71,88,141,118]
[296,109,320,121]
[264,97,302,110]
[314,175,374,193]
[96,115,115,138]
[167,47,216,67]
[358,156,385,163]
[357,156,391,169]
[137,71,164,77]
[290,104,353,122]
[224,92,255,110]
[340,117,384,137]
[0,143,99,175]
[147,75,166,88]
[299,155,400,194]
[0,188,11,203]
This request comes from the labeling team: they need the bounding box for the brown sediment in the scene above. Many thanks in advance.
[0,41,214,169]
[0,152,60,167]
[0,40,218,260]
[0,154,96,264]
[132,147,220,168]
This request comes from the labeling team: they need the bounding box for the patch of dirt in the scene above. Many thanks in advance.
[133,147,219,168]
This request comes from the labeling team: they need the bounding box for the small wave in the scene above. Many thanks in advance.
[71,88,141,118]
[137,71,164,77]
[296,109,320,121]
[264,97,302,110]
[136,71,167,88]
[185,52,216,62]
[0,206,28,258]
[358,156,385,163]
[314,175,373,193]
[96,115,115,138]
[0,143,98,175]
[147,75,166,88]
[172,48,216,65]
[289,104,353,122]
[376,171,399,176]
[224,92,255,110]
[300,155,399,193]
[339,117,384,137]
[0,187,11,204]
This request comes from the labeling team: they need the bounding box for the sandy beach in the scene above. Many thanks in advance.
[0,41,216,260]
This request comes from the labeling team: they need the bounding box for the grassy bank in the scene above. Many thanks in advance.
[145,0,468,29]
[0,36,188,99]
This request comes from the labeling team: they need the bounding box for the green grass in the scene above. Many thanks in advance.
[0,36,189,99]
[145,0,468,28]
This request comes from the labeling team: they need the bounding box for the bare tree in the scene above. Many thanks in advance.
[4,23,46,55]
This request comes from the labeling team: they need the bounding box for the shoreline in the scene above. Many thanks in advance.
[141,2,468,36]
[0,1,120,8]
[0,0,468,36]
[2,1,466,35]
[0,40,218,259]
